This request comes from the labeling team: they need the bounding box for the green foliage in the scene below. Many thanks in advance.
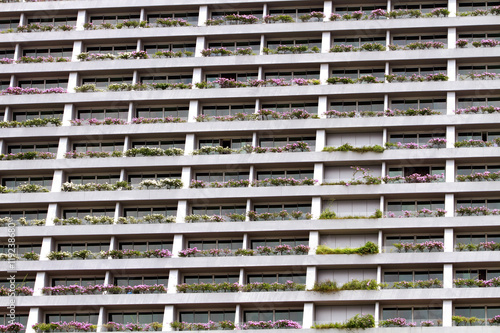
[316,242,379,255]
[312,314,375,330]
[318,209,336,219]
[0,118,61,128]
[323,143,385,153]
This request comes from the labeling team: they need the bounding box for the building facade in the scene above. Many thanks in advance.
[1,0,500,331]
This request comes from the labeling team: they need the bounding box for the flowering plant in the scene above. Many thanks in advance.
[379,318,416,327]
[454,105,500,114]
[1,86,66,95]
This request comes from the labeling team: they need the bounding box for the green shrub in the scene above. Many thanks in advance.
[316,242,379,255]
[319,209,336,219]
[312,314,375,330]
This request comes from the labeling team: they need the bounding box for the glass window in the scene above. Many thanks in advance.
[136,106,189,119]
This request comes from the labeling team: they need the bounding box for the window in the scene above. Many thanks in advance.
[63,208,115,219]
[383,271,443,285]
[330,100,384,112]
[140,74,193,85]
[108,312,163,325]
[18,79,68,89]
[191,205,246,216]
[458,97,500,108]
[457,131,500,142]
[144,43,196,55]
[244,310,303,324]
[251,238,309,248]
[259,136,315,149]
[72,142,124,153]
[0,18,20,31]
[391,98,446,113]
[457,199,500,210]
[455,269,500,280]
[67,175,120,185]
[207,41,260,52]
[0,243,41,255]
[457,165,500,175]
[211,9,263,19]
[136,106,189,119]
[86,45,137,55]
[201,104,255,117]
[57,242,110,252]
[392,35,447,46]
[256,170,314,180]
[262,102,318,113]
[82,77,133,88]
[206,72,258,82]
[458,33,500,46]
[254,204,311,216]
[388,133,446,145]
[27,16,77,26]
[77,109,128,120]
[334,5,387,13]
[131,140,185,150]
[454,306,500,322]
[124,207,177,218]
[266,39,321,50]
[394,3,447,12]
[90,14,140,25]
[0,279,35,289]
[13,110,63,121]
[458,1,500,12]
[147,12,199,25]
[265,70,320,80]
[382,307,442,326]
[128,173,181,187]
[385,235,444,249]
[0,210,47,221]
[119,241,173,252]
[391,66,446,76]
[388,166,445,178]
[331,68,385,79]
[269,7,323,21]
[198,138,252,149]
[333,36,386,47]
[0,314,28,330]
[459,65,500,75]
[456,233,500,244]
[52,277,105,287]
[187,239,243,250]
[115,276,168,286]
[183,274,239,284]
[0,81,9,91]
[7,144,58,154]
[247,273,306,284]
[179,311,234,323]
[386,201,445,215]
[23,48,72,58]
[2,176,52,189]
[195,171,249,182]
[0,49,15,59]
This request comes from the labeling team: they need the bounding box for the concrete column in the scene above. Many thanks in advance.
[255,99,261,113]
[13,44,21,61]
[0,140,4,155]
[377,265,382,284]
[3,106,11,121]
[192,68,203,86]
[374,302,380,327]
[259,34,265,55]
[120,169,127,182]
[56,137,70,159]
[177,200,188,224]
[384,62,390,77]
[245,200,252,222]
[379,196,385,217]
[446,92,456,115]
[167,270,179,294]
[39,237,53,261]
[315,129,326,152]
[318,96,328,118]
[239,268,245,286]
[309,231,319,254]
[19,13,27,26]
[114,202,122,223]
[46,203,58,227]
[104,271,112,285]
[140,9,146,22]
[306,266,317,290]
[163,305,175,331]
[123,136,131,154]
[185,133,195,155]
[132,70,139,85]
[321,32,331,53]
[181,167,192,189]
[128,102,134,122]
[51,170,64,192]
[76,10,87,31]
[172,234,184,258]
[384,94,389,110]
[448,0,457,17]
[311,197,322,220]
[252,132,258,147]
[188,100,199,122]
[313,163,324,184]
[195,36,206,57]
[444,228,454,252]
[97,307,106,332]
[319,64,329,84]
[72,41,83,61]
[387,0,392,11]
[446,126,455,148]
[443,264,453,288]
[235,304,242,326]
[62,104,74,126]
[381,162,387,178]
[448,27,456,49]
[109,236,118,251]
[10,75,16,88]
[385,31,391,51]
[198,5,208,26]
[249,165,255,185]
[303,303,315,329]
[262,4,268,16]
[324,1,333,21]
[445,160,455,183]
[378,230,384,253]
[382,128,388,144]
[26,308,41,333]
[33,272,47,296]
[242,233,249,249]
[257,66,263,80]
[445,194,454,217]
[447,59,456,82]
[67,72,79,93]
[442,300,452,326]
